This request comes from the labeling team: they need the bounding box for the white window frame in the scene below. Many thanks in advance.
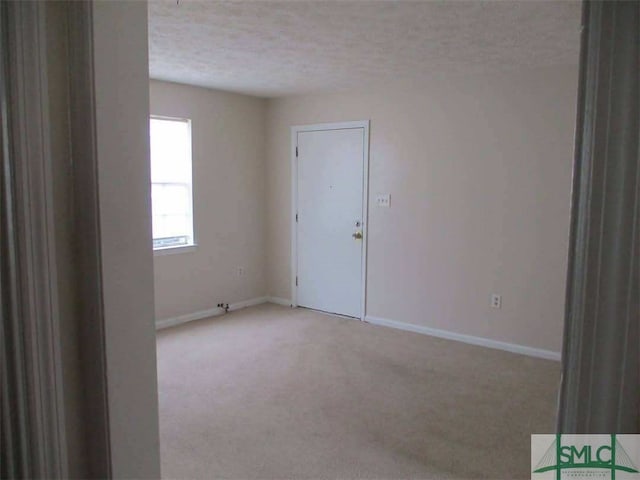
[149,115,196,254]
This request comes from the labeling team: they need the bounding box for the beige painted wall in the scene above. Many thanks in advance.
[93,2,160,477]
[151,81,267,320]
[266,65,578,353]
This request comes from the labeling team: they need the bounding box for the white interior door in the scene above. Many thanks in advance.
[296,126,366,318]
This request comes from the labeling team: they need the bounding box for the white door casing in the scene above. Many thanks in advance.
[291,121,370,319]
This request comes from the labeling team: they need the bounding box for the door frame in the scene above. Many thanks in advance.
[1,1,69,476]
[290,120,370,320]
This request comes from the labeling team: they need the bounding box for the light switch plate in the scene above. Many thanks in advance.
[376,194,390,207]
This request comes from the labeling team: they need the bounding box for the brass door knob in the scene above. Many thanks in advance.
[352,231,363,239]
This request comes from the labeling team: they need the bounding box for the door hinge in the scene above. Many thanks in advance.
[295,146,298,157]
[295,213,298,222]
[295,276,298,286]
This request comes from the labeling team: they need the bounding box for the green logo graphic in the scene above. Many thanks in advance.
[533,434,639,480]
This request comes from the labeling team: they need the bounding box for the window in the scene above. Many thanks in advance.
[149,116,194,250]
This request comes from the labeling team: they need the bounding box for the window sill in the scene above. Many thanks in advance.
[153,244,197,256]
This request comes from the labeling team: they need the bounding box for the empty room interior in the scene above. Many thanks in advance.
[149,1,581,478]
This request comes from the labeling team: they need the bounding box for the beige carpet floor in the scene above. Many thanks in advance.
[157,304,560,479]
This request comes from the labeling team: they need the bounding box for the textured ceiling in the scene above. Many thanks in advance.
[148,0,581,98]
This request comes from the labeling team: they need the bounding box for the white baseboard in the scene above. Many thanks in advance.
[267,296,292,307]
[229,296,269,311]
[364,315,561,361]
[156,296,269,330]
[157,301,558,361]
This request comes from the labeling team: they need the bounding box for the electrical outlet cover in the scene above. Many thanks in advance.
[491,294,502,309]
